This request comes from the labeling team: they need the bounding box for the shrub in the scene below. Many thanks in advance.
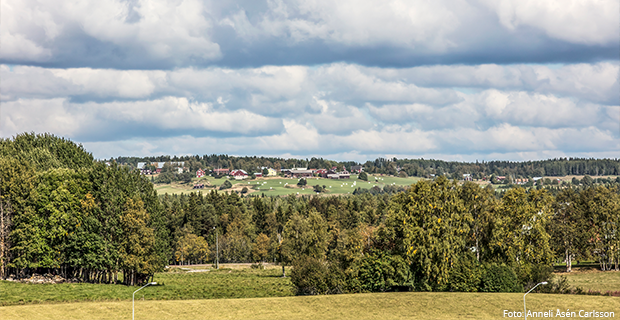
[219,180,232,190]
[358,172,368,181]
[481,263,521,292]
[357,251,408,292]
[516,263,553,291]
[297,178,307,187]
[449,253,482,292]
[241,187,249,194]
[291,256,329,295]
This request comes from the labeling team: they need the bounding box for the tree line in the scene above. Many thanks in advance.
[110,154,619,180]
[1,133,619,292]
[1,133,168,285]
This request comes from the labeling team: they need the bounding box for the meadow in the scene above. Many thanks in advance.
[154,174,423,196]
[1,291,618,320]
[1,264,619,319]
[0,265,294,306]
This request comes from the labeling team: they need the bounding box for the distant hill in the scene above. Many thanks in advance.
[110,154,619,179]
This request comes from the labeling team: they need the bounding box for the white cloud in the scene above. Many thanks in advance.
[0,97,283,140]
[481,0,619,45]
[1,62,618,159]
[0,0,221,63]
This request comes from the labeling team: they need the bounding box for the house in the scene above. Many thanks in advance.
[463,174,472,181]
[155,162,165,174]
[196,169,205,178]
[315,169,328,177]
[327,170,350,179]
[288,169,313,178]
[255,172,263,178]
[266,168,277,177]
[213,168,230,176]
[514,178,527,184]
[231,169,248,180]
[137,162,152,175]
[351,165,363,173]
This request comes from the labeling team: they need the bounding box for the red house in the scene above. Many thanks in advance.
[196,169,205,178]
[213,168,230,175]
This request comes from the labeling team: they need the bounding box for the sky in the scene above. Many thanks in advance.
[1,0,619,162]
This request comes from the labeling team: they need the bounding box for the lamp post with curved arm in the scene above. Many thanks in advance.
[524,281,547,320]
[133,282,156,320]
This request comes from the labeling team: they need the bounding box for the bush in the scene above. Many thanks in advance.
[357,251,408,292]
[516,263,553,291]
[241,187,249,194]
[219,180,232,190]
[481,263,521,292]
[297,178,307,187]
[449,253,482,292]
[358,172,368,181]
[291,256,330,295]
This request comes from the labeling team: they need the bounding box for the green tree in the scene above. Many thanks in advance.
[358,172,368,181]
[175,231,210,265]
[550,188,587,272]
[384,177,470,290]
[220,180,232,190]
[252,233,270,262]
[120,197,157,285]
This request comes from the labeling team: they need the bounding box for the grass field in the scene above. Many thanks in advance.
[560,269,620,293]
[154,174,423,196]
[0,265,294,306]
[1,292,618,320]
[2,264,619,319]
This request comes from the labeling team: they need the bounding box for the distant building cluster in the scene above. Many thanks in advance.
[137,161,186,175]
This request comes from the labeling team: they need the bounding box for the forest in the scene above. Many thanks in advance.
[1,133,619,295]
[110,154,620,179]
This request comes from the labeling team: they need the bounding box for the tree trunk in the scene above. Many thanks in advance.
[566,249,572,273]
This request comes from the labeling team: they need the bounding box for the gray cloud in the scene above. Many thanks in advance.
[1,0,617,68]
[1,0,618,160]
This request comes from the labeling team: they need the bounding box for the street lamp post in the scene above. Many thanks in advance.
[524,281,547,320]
[213,227,219,269]
[133,282,157,320]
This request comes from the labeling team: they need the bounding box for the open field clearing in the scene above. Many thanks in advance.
[0,266,294,306]
[154,175,423,196]
[1,292,618,320]
[561,269,620,293]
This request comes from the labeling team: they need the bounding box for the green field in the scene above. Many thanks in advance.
[561,269,620,293]
[1,292,618,320]
[2,264,619,319]
[154,175,423,196]
[0,265,293,306]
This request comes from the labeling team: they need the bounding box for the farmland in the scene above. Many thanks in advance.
[1,264,619,320]
[1,289,618,320]
[154,174,423,196]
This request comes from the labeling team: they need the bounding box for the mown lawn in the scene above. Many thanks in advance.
[0,266,294,306]
[1,292,618,320]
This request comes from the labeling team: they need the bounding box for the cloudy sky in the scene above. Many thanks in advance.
[1,0,618,162]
